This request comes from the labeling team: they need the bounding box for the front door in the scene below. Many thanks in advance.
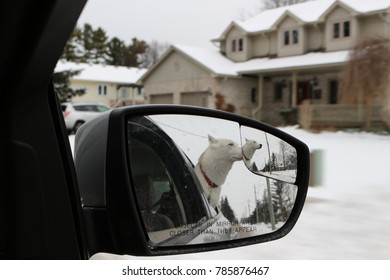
[297,81,310,105]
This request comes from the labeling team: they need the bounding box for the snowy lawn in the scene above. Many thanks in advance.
[70,126,390,259]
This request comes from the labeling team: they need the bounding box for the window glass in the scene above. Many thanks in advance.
[98,84,107,95]
[333,22,340,38]
[231,39,236,52]
[127,117,210,244]
[284,31,290,45]
[343,21,350,37]
[238,38,243,51]
[274,82,284,101]
[292,30,299,44]
[96,105,110,112]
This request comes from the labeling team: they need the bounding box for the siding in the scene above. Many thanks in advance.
[325,6,358,51]
[277,16,305,57]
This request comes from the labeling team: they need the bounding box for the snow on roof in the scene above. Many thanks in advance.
[171,44,349,76]
[224,0,390,35]
[173,45,238,76]
[236,50,350,74]
[55,61,147,84]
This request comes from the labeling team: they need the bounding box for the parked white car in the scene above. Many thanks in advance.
[61,102,111,134]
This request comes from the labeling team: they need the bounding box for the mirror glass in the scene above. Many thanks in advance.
[127,115,298,247]
[240,126,297,184]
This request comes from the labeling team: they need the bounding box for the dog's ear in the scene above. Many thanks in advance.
[208,134,217,144]
[245,138,249,143]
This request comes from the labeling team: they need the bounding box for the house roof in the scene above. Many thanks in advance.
[236,50,350,74]
[138,45,239,82]
[213,0,390,39]
[55,61,148,85]
[140,43,350,81]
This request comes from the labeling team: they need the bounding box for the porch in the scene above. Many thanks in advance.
[297,101,386,130]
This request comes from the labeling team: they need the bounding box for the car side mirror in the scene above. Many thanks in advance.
[74,105,310,257]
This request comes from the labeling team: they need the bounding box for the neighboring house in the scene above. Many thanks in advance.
[55,61,147,107]
[140,0,390,129]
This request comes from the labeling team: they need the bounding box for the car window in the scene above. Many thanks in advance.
[96,105,110,112]
[73,105,93,111]
[130,138,187,231]
[127,117,211,245]
[73,105,87,111]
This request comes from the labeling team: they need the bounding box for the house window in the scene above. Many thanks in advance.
[232,39,236,52]
[284,29,299,45]
[333,23,340,38]
[251,88,257,103]
[120,87,129,99]
[292,30,299,44]
[274,82,284,101]
[343,21,350,37]
[98,84,107,96]
[333,20,350,39]
[284,31,290,45]
[238,38,244,51]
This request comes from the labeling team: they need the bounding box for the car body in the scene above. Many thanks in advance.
[61,102,111,134]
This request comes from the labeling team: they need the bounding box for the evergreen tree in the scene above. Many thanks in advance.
[53,70,85,102]
[107,37,126,66]
[219,196,237,224]
[61,27,83,62]
[270,181,295,223]
[91,27,109,64]
[60,23,154,67]
[122,38,148,67]
[82,23,94,62]
[248,191,271,224]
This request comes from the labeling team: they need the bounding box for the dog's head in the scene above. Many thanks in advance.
[244,138,262,150]
[242,138,262,161]
[207,135,242,162]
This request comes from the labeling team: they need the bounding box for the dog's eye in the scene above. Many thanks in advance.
[228,143,234,146]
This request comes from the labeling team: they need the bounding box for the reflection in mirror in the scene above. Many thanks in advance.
[240,126,297,184]
[127,115,298,247]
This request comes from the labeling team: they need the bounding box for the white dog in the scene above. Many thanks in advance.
[242,138,262,168]
[194,135,242,208]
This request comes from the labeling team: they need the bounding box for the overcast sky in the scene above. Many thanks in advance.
[77,0,263,49]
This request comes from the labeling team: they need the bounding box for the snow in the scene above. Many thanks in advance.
[236,50,349,74]
[173,45,237,77]
[70,121,390,259]
[55,60,147,84]
[231,0,390,34]
[168,45,349,77]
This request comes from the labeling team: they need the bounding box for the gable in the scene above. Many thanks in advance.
[214,21,246,41]
[277,14,302,29]
[326,4,354,20]
[141,51,212,84]
[274,12,303,30]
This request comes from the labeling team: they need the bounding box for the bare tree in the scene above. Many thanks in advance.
[139,40,171,69]
[340,35,390,130]
[263,0,312,10]
[238,0,312,21]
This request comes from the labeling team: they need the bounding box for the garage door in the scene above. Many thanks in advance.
[180,92,209,107]
[149,93,174,104]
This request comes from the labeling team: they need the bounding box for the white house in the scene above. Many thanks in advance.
[55,61,148,107]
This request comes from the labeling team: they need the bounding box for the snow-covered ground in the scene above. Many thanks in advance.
[70,125,390,259]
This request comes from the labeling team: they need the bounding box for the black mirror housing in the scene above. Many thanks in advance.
[74,105,310,257]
